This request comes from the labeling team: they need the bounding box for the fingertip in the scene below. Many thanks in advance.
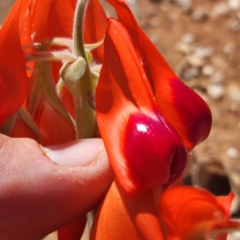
[41,138,105,167]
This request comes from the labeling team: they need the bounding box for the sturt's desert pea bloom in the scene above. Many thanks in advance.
[96,0,212,195]
[92,0,212,239]
[0,0,29,126]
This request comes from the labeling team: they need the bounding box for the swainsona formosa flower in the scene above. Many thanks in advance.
[92,0,212,239]
[96,0,212,194]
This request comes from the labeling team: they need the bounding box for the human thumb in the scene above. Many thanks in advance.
[0,135,113,240]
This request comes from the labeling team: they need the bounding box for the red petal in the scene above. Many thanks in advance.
[216,192,234,218]
[34,94,76,146]
[58,216,86,240]
[19,0,75,43]
[19,0,33,46]
[47,0,76,84]
[96,20,156,192]
[108,0,212,150]
[48,0,76,39]
[84,0,108,63]
[180,220,240,240]
[11,115,39,141]
[97,20,187,193]
[60,86,75,119]
[205,220,240,240]
[19,0,76,82]
[140,32,212,150]
[0,0,29,126]
[91,180,164,240]
[159,186,233,239]
[107,0,142,57]
[19,0,51,43]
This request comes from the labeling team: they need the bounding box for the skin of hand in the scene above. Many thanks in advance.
[0,134,113,240]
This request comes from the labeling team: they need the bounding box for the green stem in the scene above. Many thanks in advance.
[72,0,97,228]
[72,0,95,139]
[73,78,95,139]
[73,0,88,58]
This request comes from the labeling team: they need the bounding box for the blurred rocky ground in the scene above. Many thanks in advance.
[132,0,240,200]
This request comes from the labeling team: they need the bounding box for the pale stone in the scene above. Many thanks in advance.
[223,43,235,54]
[194,45,214,59]
[228,85,240,103]
[211,3,230,17]
[175,42,194,54]
[182,67,200,80]
[192,7,209,22]
[228,231,240,240]
[181,33,195,44]
[228,18,240,32]
[149,16,160,28]
[228,0,240,10]
[187,54,205,67]
[202,65,215,76]
[207,84,225,100]
[210,72,225,83]
[226,147,239,159]
[177,0,192,8]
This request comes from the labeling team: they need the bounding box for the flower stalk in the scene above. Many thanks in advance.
[69,0,96,139]
[73,0,88,58]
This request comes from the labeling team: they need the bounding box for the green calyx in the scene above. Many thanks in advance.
[61,57,87,85]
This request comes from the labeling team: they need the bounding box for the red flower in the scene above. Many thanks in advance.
[96,0,211,194]
[92,0,212,239]
[27,0,77,139]
[91,183,240,240]
[0,0,29,126]
[1,0,107,146]
[159,186,240,240]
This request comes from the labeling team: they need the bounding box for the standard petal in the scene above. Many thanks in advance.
[96,20,157,193]
[96,20,187,193]
[0,0,29,126]
[107,0,212,150]
[107,0,142,57]
[140,32,212,150]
